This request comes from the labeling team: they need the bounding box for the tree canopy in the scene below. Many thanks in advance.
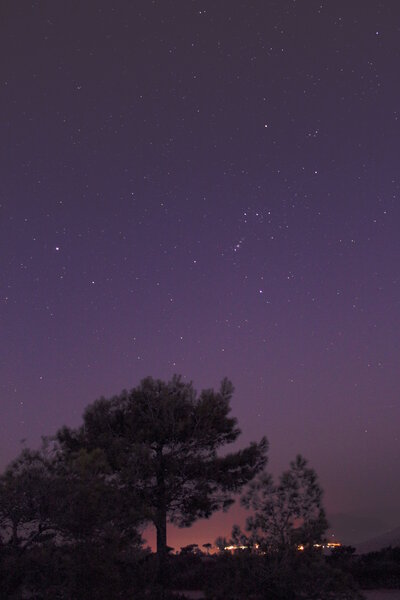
[56,375,268,584]
[0,446,145,599]
[210,456,361,600]
[240,454,328,554]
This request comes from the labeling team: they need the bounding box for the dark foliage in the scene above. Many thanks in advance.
[351,546,400,589]
[239,455,329,554]
[0,377,375,600]
[325,545,400,590]
[205,456,361,600]
[56,375,268,584]
[203,550,362,600]
[0,446,147,599]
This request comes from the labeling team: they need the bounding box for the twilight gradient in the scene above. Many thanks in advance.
[1,1,399,549]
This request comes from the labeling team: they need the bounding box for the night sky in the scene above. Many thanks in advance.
[1,1,400,549]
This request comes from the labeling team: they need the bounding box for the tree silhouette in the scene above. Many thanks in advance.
[215,536,229,552]
[210,456,360,600]
[241,454,328,555]
[0,448,70,555]
[203,542,212,555]
[56,375,268,586]
[0,445,146,598]
[180,543,199,555]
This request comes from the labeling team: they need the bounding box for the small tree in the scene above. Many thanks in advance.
[0,449,60,597]
[180,543,200,555]
[203,542,212,555]
[0,445,146,599]
[56,375,268,586]
[241,454,328,555]
[0,449,59,554]
[213,456,361,599]
[215,536,229,552]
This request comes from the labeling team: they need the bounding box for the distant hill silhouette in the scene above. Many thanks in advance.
[356,525,400,554]
[328,513,389,545]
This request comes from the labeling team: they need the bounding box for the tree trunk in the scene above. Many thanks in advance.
[156,513,167,586]
[156,447,168,588]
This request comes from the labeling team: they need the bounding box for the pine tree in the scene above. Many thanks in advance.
[241,454,328,555]
[57,375,268,586]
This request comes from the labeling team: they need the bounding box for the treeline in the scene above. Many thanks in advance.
[0,376,364,599]
[167,544,400,597]
[328,545,400,590]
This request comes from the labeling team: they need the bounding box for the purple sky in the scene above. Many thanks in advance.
[1,1,399,548]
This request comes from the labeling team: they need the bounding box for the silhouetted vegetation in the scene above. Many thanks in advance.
[1,376,393,598]
[0,444,149,598]
[233,454,329,554]
[204,456,361,600]
[202,549,362,600]
[329,546,400,590]
[55,376,267,586]
[355,546,400,588]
